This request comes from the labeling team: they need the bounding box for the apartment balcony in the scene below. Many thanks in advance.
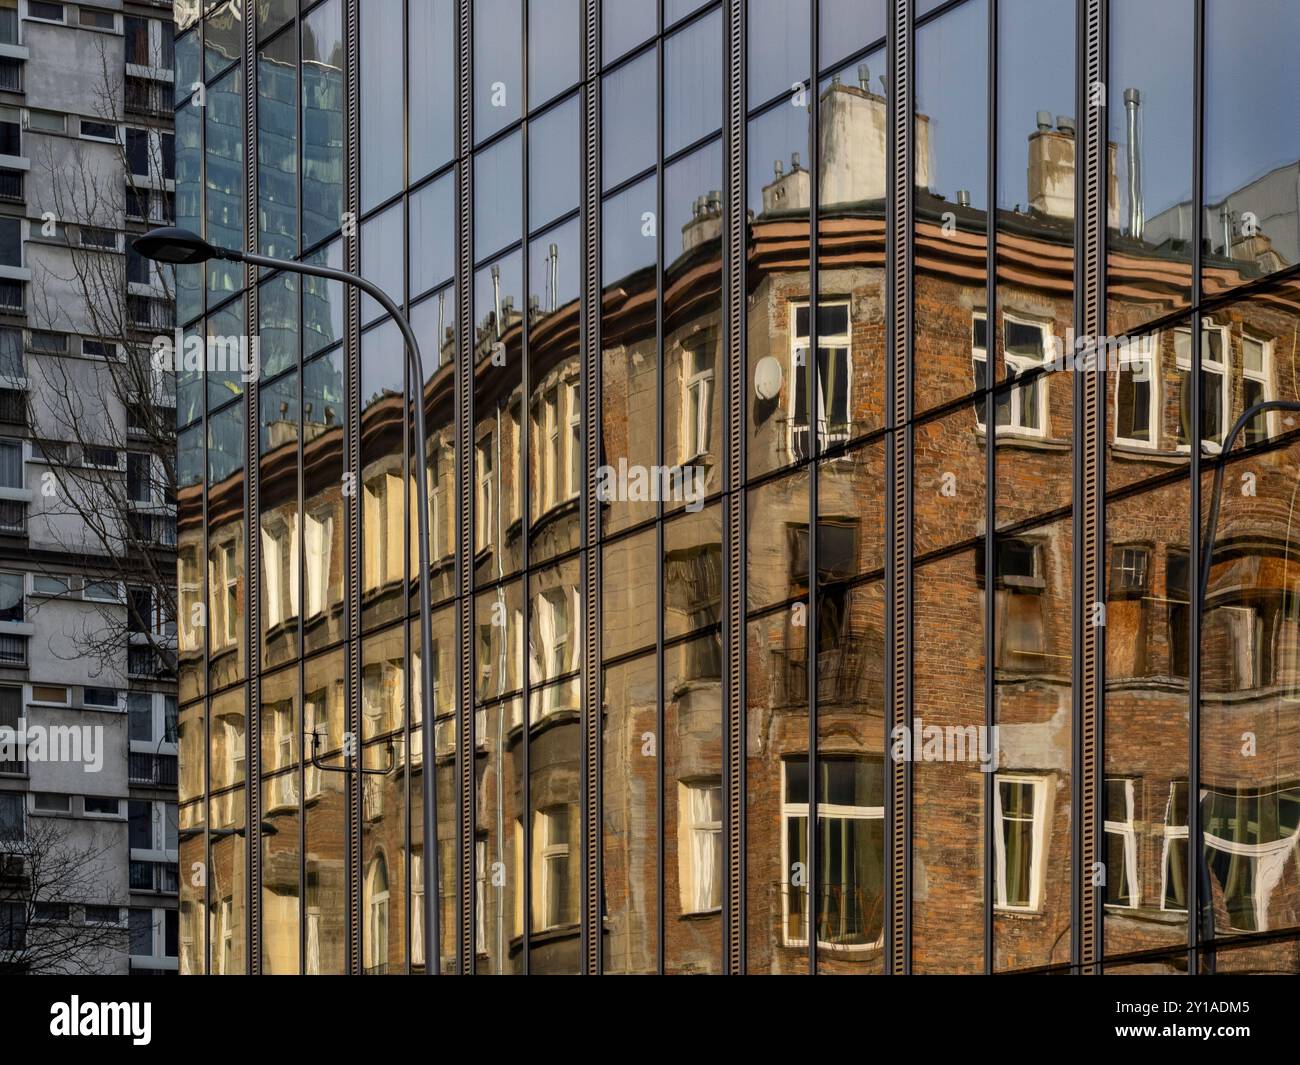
[130,859,178,894]
[0,632,25,665]
[0,851,28,887]
[0,499,25,539]
[768,634,869,709]
[0,168,21,203]
[129,751,178,787]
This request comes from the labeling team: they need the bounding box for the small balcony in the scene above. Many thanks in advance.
[769,634,869,709]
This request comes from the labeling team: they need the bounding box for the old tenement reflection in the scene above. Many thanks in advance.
[172,0,1300,974]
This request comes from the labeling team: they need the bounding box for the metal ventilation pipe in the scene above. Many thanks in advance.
[549,241,559,312]
[1124,88,1143,238]
[491,262,502,341]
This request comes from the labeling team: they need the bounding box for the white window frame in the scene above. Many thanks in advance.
[681,345,713,462]
[77,118,119,144]
[993,772,1050,912]
[542,386,559,511]
[30,573,70,597]
[222,542,238,644]
[565,380,581,500]
[1103,776,1139,909]
[1112,332,1160,448]
[475,435,494,553]
[24,2,67,25]
[973,312,1050,438]
[1174,323,1231,453]
[788,301,853,452]
[24,108,65,134]
[1241,332,1274,444]
[304,508,332,618]
[83,578,122,603]
[677,779,723,915]
[779,759,884,952]
[538,806,572,931]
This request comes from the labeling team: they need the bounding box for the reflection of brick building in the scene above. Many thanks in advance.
[173,0,1300,976]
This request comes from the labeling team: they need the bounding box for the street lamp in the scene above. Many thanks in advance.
[136,226,441,973]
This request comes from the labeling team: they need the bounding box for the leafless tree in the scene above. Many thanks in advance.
[0,818,128,975]
[22,31,177,684]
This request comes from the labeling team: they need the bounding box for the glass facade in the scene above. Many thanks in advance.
[174,0,1300,974]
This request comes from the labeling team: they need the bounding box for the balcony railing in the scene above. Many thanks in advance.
[0,500,25,536]
[0,169,21,204]
[0,633,26,665]
[768,634,869,708]
[130,860,178,894]
[129,752,178,787]
[779,416,858,463]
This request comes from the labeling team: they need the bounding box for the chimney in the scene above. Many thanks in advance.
[1123,88,1143,238]
[858,63,870,91]
[956,189,971,207]
[1026,112,1120,227]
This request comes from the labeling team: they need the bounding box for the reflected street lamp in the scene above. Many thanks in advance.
[136,226,441,973]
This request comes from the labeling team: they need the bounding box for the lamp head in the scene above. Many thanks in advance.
[132,227,229,266]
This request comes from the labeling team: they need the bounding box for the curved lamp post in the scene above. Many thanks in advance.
[1197,397,1300,972]
[136,227,440,973]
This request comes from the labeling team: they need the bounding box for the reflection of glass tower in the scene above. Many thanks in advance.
[171,0,1300,979]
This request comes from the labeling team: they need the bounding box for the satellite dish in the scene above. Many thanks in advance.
[754,355,783,401]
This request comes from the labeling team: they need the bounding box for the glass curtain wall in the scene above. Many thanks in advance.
[173,0,1300,975]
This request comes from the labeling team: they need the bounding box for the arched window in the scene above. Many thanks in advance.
[364,853,390,973]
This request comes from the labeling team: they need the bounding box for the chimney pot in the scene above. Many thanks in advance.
[956,189,971,207]
[1036,110,1052,133]
[1056,114,1075,136]
[774,158,784,179]
[791,151,801,171]
[857,63,869,90]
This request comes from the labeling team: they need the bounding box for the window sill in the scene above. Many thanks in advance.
[972,427,1069,452]
[994,907,1044,920]
[1109,442,1192,464]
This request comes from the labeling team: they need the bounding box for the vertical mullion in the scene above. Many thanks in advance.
[886,0,913,976]
[983,0,998,978]
[1073,0,1105,976]
[456,0,475,977]
[1188,0,1206,978]
[723,0,745,975]
[401,0,413,977]
[294,10,308,982]
[806,0,820,978]
[580,0,602,976]
[519,0,532,979]
[243,0,260,976]
[654,0,666,977]
[343,0,363,977]
[197,14,211,979]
